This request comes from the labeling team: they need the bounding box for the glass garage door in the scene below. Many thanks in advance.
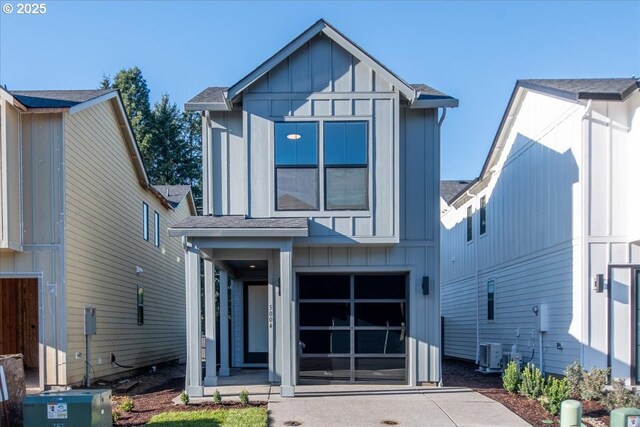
[298,274,407,384]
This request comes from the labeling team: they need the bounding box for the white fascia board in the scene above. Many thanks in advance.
[184,102,230,112]
[411,98,459,109]
[69,91,118,115]
[294,235,399,246]
[168,227,308,238]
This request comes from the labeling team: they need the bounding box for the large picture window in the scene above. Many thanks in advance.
[324,122,368,210]
[275,122,319,210]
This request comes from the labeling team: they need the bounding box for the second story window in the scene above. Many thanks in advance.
[466,205,472,242]
[324,122,368,210]
[142,202,149,241]
[480,196,487,235]
[154,211,160,247]
[275,122,318,210]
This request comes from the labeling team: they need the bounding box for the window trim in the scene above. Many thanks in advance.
[154,211,160,247]
[487,280,495,321]
[142,202,149,241]
[273,118,372,214]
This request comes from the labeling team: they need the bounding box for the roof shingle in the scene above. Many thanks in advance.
[10,89,116,108]
[518,78,639,101]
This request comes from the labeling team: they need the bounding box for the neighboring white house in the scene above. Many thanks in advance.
[169,19,458,397]
[0,87,195,389]
[441,79,640,384]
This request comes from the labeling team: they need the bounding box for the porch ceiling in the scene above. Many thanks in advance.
[168,215,308,237]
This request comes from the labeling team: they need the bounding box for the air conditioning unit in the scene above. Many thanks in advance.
[501,352,523,372]
[478,342,502,372]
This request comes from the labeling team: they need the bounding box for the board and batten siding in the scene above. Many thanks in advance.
[0,112,66,386]
[441,90,585,375]
[205,33,401,243]
[63,100,189,385]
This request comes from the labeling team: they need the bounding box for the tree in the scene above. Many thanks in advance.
[180,111,202,204]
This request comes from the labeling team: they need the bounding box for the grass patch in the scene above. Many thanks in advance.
[146,408,267,427]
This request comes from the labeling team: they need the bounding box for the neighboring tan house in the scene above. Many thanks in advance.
[168,19,458,397]
[441,79,640,384]
[0,87,196,389]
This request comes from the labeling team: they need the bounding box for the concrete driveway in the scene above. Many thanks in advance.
[267,384,530,427]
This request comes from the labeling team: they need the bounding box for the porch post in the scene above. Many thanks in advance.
[185,245,203,396]
[203,259,218,386]
[219,269,230,377]
[279,242,295,397]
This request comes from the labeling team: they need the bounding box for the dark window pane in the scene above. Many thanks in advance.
[276,168,318,210]
[466,205,473,242]
[275,122,317,166]
[354,275,406,299]
[300,303,350,326]
[487,280,495,321]
[299,275,350,300]
[299,357,350,382]
[355,330,405,354]
[355,357,405,383]
[299,330,350,354]
[355,303,405,327]
[325,122,367,165]
[326,167,367,210]
[480,196,487,235]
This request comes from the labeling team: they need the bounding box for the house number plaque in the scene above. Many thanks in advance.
[268,304,273,328]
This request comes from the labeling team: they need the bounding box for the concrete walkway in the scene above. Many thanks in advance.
[267,385,531,427]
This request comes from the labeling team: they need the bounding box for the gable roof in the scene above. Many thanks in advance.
[447,78,640,208]
[153,185,196,212]
[11,89,116,109]
[441,180,473,204]
[186,19,457,111]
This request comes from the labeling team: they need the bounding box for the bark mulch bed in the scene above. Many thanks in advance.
[443,358,609,427]
[111,376,266,426]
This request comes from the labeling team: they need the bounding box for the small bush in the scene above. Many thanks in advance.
[540,377,570,415]
[502,361,520,393]
[213,389,222,404]
[239,389,249,404]
[179,390,190,405]
[603,378,640,411]
[112,409,121,424]
[519,363,545,399]
[580,367,609,401]
[119,396,134,412]
[564,359,584,399]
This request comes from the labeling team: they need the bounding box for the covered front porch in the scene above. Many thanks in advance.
[169,216,308,398]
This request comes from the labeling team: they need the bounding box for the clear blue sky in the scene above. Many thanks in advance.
[1,1,638,179]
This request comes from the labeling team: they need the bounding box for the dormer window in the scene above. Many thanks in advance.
[275,122,319,210]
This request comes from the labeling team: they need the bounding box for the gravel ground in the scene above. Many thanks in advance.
[442,358,610,427]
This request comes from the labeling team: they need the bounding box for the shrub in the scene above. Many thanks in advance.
[119,396,134,412]
[502,361,520,393]
[603,378,640,411]
[540,377,570,415]
[239,389,249,404]
[179,390,190,405]
[213,389,222,404]
[564,359,584,399]
[580,367,609,401]
[519,363,545,399]
[112,409,121,424]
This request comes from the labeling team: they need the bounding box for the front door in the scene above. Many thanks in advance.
[244,282,268,364]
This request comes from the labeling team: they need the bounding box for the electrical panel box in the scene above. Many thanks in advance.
[23,389,111,427]
[84,307,96,336]
[538,303,549,332]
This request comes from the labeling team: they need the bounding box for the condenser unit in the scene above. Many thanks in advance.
[478,342,503,372]
[501,352,523,372]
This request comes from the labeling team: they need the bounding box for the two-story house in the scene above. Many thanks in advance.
[0,87,195,389]
[169,19,458,397]
[441,79,640,384]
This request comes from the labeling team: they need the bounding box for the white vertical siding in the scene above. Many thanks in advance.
[0,99,23,249]
[64,101,190,384]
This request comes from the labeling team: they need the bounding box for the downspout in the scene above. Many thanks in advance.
[437,107,447,387]
[580,100,593,369]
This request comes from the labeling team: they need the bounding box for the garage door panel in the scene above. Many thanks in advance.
[355,330,405,354]
[299,330,350,354]
[299,302,350,326]
[355,302,405,326]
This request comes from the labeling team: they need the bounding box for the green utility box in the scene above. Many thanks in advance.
[611,407,640,427]
[23,389,112,427]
